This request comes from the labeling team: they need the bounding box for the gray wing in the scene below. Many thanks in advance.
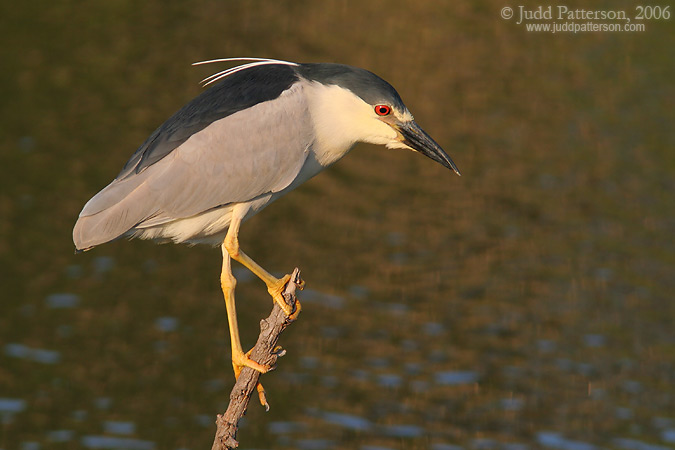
[116,63,299,180]
[73,82,313,250]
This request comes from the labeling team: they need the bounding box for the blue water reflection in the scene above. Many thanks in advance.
[81,435,154,449]
[302,289,346,309]
[315,410,373,431]
[103,420,136,435]
[154,316,179,332]
[434,371,480,386]
[45,293,80,308]
[296,438,336,450]
[0,398,26,413]
[537,432,597,450]
[268,420,308,434]
[46,429,75,443]
[4,343,60,364]
[380,424,423,438]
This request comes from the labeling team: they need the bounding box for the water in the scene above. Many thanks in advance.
[4,344,61,364]
[612,438,673,450]
[380,424,423,438]
[45,293,80,309]
[102,421,136,436]
[434,371,480,386]
[1,1,673,449]
[317,411,373,432]
[154,316,180,333]
[537,432,597,450]
[80,436,154,449]
[0,398,26,413]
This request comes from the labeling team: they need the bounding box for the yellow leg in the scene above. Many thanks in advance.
[223,215,301,317]
[220,245,269,375]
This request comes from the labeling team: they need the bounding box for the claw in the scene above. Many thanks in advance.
[257,383,269,411]
[287,298,301,321]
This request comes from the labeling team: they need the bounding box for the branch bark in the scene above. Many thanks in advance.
[211,268,303,450]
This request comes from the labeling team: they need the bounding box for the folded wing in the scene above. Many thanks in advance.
[73,81,312,250]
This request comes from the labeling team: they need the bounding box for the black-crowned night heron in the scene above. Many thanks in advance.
[73,57,460,394]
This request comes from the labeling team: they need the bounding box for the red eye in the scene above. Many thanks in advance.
[374,105,391,116]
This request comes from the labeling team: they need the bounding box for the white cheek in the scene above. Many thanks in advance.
[306,83,370,150]
[305,82,403,152]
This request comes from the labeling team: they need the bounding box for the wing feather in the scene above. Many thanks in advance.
[116,63,299,180]
[74,82,313,250]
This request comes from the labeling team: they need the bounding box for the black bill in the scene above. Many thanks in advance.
[399,121,461,176]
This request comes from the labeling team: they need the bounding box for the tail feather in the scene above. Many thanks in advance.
[73,175,158,251]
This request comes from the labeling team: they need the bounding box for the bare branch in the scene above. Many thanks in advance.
[211,268,303,450]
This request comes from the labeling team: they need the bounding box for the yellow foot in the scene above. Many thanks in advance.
[232,349,269,376]
[232,349,270,409]
[267,274,295,316]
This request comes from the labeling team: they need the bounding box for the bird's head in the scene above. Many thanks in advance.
[300,63,460,175]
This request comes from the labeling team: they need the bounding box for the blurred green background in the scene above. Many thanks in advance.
[1,1,673,449]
